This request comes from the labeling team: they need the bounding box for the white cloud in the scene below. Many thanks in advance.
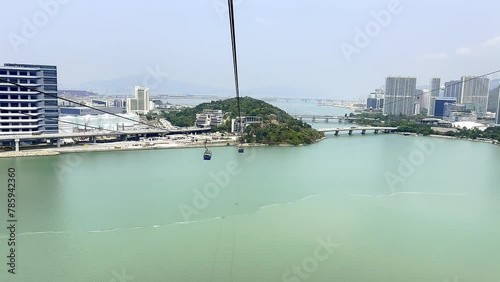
[455,47,472,56]
[481,35,500,48]
[417,52,449,60]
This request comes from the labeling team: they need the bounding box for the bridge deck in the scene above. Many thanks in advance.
[318,127,397,132]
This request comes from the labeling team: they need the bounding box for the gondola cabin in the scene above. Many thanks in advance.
[203,149,212,160]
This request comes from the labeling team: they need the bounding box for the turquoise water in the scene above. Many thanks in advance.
[0,102,499,282]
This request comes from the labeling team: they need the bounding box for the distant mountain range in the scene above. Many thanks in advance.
[70,75,310,98]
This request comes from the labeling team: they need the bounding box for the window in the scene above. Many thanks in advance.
[45,100,58,106]
[45,85,57,91]
[20,79,27,83]
[44,78,57,84]
[9,70,17,75]
[0,87,7,91]
[10,87,18,91]
[43,70,57,77]
[19,71,27,76]
[0,70,7,75]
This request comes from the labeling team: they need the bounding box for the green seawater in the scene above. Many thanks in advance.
[0,102,499,281]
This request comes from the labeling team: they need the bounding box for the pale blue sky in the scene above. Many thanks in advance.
[1,0,500,99]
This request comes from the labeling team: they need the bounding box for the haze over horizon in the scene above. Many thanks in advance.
[2,0,500,99]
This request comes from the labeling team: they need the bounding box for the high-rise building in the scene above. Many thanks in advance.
[126,86,151,114]
[443,80,462,102]
[428,97,437,116]
[496,94,500,125]
[0,63,58,135]
[460,76,490,117]
[366,88,384,110]
[427,78,441,116]
[383,76,416,116]
[487,85,499,113]
[430,77,441,97]
[419,89,430,114]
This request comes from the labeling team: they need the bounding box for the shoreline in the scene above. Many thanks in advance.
[0,136,327,159]
[395,132,499,146]
[1,133,497,159]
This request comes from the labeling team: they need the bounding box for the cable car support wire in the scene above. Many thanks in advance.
[227,0,245,153]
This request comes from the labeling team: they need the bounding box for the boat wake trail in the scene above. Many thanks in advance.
[0,194,326,239]
[0,217,227,239]
[349,192,468,198]
[258,194,325,211]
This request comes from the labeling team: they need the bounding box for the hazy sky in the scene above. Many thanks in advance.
[2,0,500,99]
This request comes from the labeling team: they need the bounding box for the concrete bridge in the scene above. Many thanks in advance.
[0,127,211,152]
[318,127,397,136]
[290,114,375,123]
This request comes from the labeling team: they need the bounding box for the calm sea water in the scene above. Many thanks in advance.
[0,101,499,282]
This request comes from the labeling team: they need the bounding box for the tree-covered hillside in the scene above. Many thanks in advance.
[163,97,324,145]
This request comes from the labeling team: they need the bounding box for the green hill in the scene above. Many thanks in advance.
[163,97,324,145]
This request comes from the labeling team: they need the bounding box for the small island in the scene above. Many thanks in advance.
[162,97,324,146]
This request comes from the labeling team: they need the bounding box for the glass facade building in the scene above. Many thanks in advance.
[433,97,456,118]
[0,63,58,135]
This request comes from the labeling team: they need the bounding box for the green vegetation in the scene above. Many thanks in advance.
[353,113,433,134]
[444,126,500,142]
[351,112,500,142]
[162,97,324,145]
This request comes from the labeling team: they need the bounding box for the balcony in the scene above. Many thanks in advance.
[0,106,40,111]
[0,99,42,102]
[0,124,39,129]
[0,112,43,117]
